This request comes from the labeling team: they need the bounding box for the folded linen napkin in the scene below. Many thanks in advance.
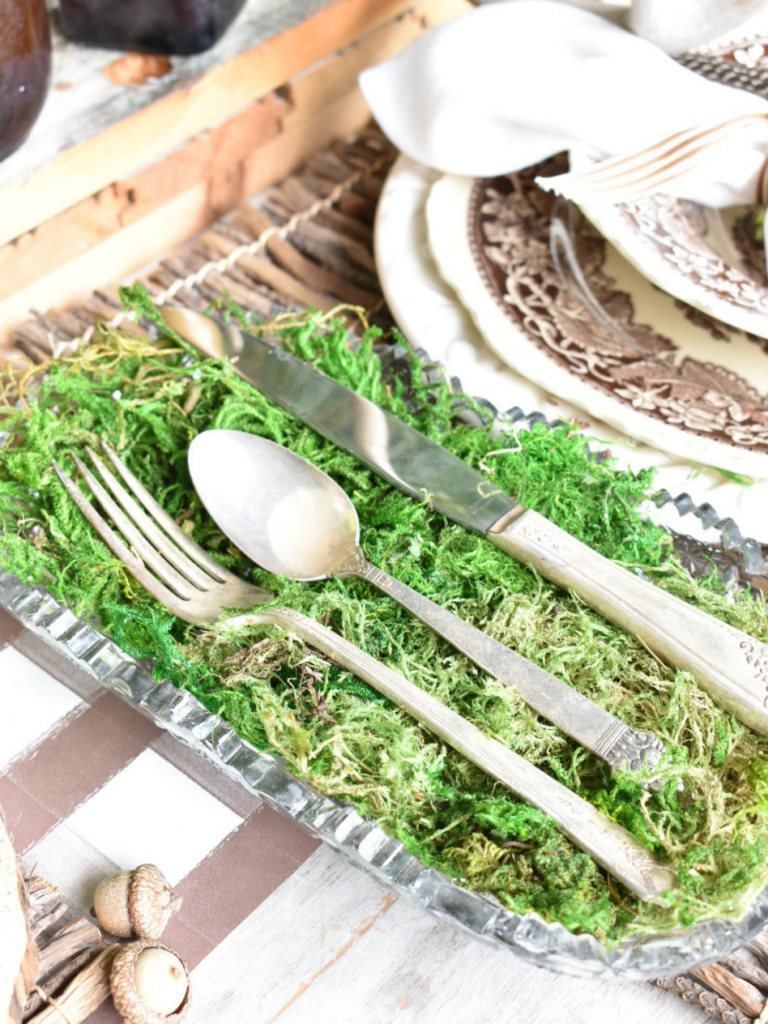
[359,0,768,207]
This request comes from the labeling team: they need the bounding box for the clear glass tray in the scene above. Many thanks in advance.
[3,340,767,980]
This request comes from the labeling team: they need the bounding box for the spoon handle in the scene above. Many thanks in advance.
[335,548,665,777]
[232,606,675,903]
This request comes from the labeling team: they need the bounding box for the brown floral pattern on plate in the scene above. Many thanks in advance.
[468,157,768,454]
[613,194,768,322]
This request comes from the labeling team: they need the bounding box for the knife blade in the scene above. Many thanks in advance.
[161,305,768,739]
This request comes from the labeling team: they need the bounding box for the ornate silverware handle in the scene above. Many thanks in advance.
[489,509,768,736]
[240,607,675,903]
[333,549,664,775]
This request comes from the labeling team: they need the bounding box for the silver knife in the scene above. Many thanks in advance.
[161,305,768,739]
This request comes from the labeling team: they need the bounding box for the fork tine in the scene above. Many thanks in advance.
[99,441,251,587]
[85,446,213,591]
[70,454,198,601]
[53,463,206,624]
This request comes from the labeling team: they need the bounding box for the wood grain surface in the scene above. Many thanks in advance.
[0,0,470,347]
[0,0,441,249]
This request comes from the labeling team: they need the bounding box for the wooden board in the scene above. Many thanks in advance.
[189,845,702,1024]
[0,0,334,190]
[0,620,704,1024]
[0,0,471,348]
[0,0,439,248]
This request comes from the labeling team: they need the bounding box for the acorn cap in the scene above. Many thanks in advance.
[111,940,190,1024]
[129,865,181,940]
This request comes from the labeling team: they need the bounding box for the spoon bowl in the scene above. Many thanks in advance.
[189,430,358,581]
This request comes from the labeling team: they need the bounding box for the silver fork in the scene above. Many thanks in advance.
[53,444,676,902]
[53,442,272,622]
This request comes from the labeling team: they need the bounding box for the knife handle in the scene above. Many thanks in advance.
[334,548,665,775]
[489,509,768,736]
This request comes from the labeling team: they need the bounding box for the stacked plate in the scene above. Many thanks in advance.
[375,145,768,561]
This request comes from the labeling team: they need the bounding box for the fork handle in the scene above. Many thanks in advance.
[244,607,675,902]
[489,509,768,736]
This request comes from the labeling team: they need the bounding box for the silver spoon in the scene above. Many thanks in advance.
[188,430,665,779]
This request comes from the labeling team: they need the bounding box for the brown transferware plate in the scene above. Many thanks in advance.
[427,154,768,479]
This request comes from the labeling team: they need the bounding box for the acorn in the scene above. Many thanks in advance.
[111,940,190,1024]
[93,865,181,939]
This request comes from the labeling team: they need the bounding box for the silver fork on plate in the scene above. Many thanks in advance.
[52,443,676,902]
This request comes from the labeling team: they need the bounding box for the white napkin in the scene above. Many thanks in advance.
[359,0,768,207]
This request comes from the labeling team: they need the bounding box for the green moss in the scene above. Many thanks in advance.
[2,309,768,946]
